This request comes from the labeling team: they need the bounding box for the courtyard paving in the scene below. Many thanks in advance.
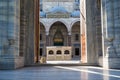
[46,60,80,64]
[0,66,120,80]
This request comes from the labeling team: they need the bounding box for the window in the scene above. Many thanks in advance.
[75,48,80,56]
[40,48,42,56]
[64,50,70,54]
[75,34,79,41]
[40,34,42,40]
[49,50,54,55]
[56,50,62,54]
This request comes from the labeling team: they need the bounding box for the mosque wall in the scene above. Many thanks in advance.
[42,0,74,13]
[0,0,24,69]
[2,0,120,69]
[101,0,120,69]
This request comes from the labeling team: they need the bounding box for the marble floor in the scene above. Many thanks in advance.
[46,60,80,64]
[0,66,120,80]
[46,57,80,64]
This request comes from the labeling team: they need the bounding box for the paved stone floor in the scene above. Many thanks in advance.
[0,66,120,80]
[46,60,80,64]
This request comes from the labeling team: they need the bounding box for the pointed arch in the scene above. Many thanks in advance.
[49,21,68,46]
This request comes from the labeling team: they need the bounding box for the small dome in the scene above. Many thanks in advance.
[71,10,80,17]
[40,11,46,17]
[49,6,68,13]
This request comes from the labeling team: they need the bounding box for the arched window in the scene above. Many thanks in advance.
[56,50,62,54]
[49,50,54,55]
[64,50,70,54]
[75,34,79,41]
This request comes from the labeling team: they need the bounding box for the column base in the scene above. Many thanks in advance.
[103,57,120,69]
[0,55,24,70]
[98,56,103,67]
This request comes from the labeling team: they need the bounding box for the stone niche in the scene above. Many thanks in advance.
[47,46,71,60]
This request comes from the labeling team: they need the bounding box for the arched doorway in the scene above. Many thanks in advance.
[49,21,68,46]
[71,21,81,59]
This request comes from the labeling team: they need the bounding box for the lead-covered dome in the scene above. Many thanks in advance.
[49,6,68,13]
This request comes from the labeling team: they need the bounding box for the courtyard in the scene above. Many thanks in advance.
[0,66,120,80]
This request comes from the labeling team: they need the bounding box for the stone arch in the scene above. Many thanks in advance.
[70,19,80,31]
[40,20,47,30]
[49,21,69,46]
[71,21,80,32]
[48,20,69,32]
[49,21,68,32]
[40,22,46,31]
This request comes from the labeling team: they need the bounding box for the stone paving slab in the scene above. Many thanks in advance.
[0,66,120,80]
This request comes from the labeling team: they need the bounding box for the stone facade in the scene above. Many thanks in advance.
[0,0,24,69]
[40,0,81,59]
[1,0,120,69]
[0,0,39,69]
[101,0,120,69]
[42,0,74,13]
[40,18,80,58]
[47,46,71,60]
[40,18,80,33]
[80,0,120,69]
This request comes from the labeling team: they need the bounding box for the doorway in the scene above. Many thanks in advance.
[75,48,80,56]
[40,48,43,56]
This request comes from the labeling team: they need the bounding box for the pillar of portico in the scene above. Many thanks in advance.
[0,0,24,69]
